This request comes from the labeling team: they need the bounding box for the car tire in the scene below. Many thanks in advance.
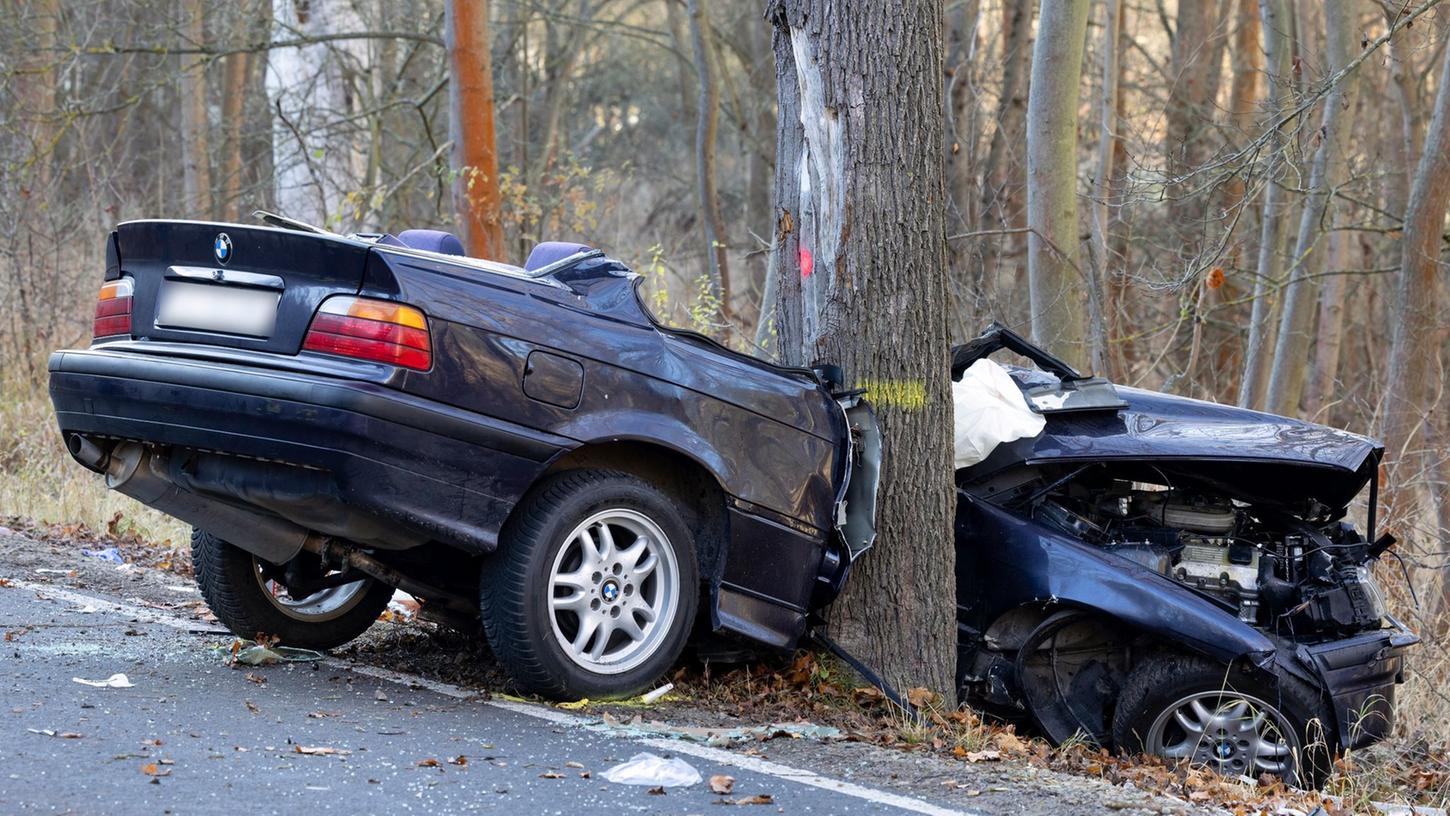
[1111,652,1333,788]
[480,470,700,701]
[191,528,393,650]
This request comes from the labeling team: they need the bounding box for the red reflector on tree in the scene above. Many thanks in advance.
[301,296,431,371]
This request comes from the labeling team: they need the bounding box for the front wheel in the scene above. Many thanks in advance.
[191,529,393,650]
[480,470,699,700]
[1112,653,1333,787]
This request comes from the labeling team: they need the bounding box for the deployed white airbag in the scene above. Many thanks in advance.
[953,359,1046,469]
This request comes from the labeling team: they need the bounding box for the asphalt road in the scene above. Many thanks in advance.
[0,578,961,815]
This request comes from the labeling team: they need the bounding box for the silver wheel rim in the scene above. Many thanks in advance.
[253,557,370,622]
[1145,690,1299,778]
[547,508,680,675]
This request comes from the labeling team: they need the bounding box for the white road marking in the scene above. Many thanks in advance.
[13,579,974,816]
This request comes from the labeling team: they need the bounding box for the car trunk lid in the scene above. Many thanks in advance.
[113,220,370,355]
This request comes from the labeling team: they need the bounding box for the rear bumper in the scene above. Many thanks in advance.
[48,347,571,552]
[1294,615,1418,750]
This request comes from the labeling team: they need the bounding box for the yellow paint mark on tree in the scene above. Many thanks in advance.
[858,378,928,410]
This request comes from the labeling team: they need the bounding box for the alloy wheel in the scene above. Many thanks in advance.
[546,508,680,675]
[1144,690,1299,778]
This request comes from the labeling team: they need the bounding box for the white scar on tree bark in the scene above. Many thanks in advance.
[789,26,845,356]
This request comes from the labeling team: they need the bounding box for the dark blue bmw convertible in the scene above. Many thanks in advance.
[48,214,1413,786]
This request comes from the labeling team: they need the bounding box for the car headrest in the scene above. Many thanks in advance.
[525,241,593,271]
[397,229,466,256]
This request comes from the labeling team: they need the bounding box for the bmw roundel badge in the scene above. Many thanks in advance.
[214,232,232,265]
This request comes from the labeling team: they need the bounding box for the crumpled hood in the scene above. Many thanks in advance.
[970,370,1383,512]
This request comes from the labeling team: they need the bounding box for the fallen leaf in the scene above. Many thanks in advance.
[294,746,350,756]
[244,701,260,714]
[539,772,564,779]
[449,756,468,766]
[244,673,266,685]
[564,761,584,769]
[307,711,339,719]
[0,577,12,587]
[417,758,440,768]
[140,762,170,777]
[709,774,735,794]
[729,794,774,805]
[965,749,1001,763]
[647,786,666,795]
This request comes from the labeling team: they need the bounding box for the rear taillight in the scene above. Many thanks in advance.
[302,296,431,370]
[93,278,133,340]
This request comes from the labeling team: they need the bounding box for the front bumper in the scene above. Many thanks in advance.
[1292,615,1418,749]
[48,345,571,553]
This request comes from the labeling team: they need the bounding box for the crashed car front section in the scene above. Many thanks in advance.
[951,325,1417,776]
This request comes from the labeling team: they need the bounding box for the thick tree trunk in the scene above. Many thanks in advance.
[445,0,506,260]
[179,0,213,217]
[688,0,733,324]
[767,0,956,696]
[1025,0,1090,368]
[1265,0,1361,416]
[1239,0,1295,409]
[1383,39,1450,535]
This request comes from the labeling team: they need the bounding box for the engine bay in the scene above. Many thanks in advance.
[993,468,1388,639]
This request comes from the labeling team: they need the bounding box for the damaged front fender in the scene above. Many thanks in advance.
[960,495,1276,665]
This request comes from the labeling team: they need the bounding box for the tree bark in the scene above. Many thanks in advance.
[1302,229,1352,418]
[1164,0,1229,248]
[1239,0,1295,409]
[688,0,733,324]
[1025,0,1090,367]
[976,0,1034,323]
[445,0,506,259]
[1219,0,1262,210]
[179,0,213,217]
[219,0,254,223]
[1265,0,1361,416]
[1383,34,1450,535]
[1087,0,1125,377]
[767,0,956,696]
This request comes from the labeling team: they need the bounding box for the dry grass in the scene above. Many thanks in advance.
[0,373,187,547]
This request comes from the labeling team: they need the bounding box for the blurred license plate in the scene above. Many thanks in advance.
[156,281,280,337]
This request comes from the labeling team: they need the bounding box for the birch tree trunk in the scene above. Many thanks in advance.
[445,0,506,259]
[179,0,213,217]
[1383,38,1450,533]
[688,0,733,323]
[1265,0,1361,416]
[265,0,369,228]
[1238,0,1295,409]
[1025,0,1090,367]
[767,0,956,695]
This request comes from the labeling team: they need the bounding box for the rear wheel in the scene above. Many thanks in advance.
[480,470,699,700]
[1112,653,1332,787]
[191,528,393,650]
